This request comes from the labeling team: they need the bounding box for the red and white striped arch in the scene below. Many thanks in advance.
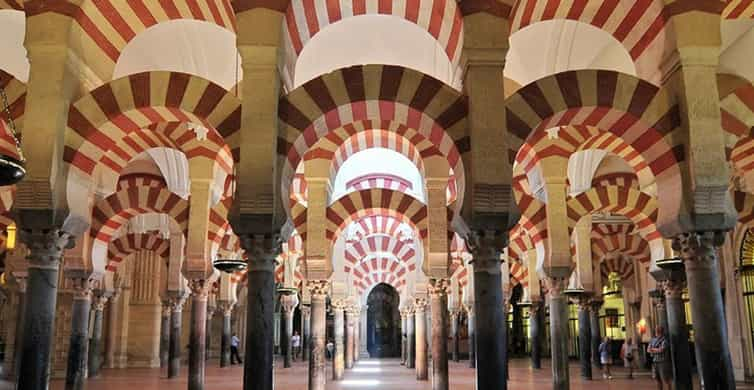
[734,191,754,230]
[509,0,668,84]
[591,224,649,278]
[509,260,529,288]
[513,175,549,246]
[344,234,418,274]
[508,224,535,262]
[349,255,409,295]
[721,83,754,176]
[347,173,412,192]
[724,1,754,19]
[283,0,464,74]
[345,215,415,242]
[106,232,170,272]
[591,172,639,189]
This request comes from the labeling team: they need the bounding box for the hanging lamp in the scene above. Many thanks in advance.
[213,257,247,273]
[0,86,25,186]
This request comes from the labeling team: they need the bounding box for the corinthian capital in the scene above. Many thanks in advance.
[20,228,74,268]
[306,279,329,299]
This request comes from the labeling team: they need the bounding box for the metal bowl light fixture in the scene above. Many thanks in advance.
[0,87,25,186]
[213,258,247,273]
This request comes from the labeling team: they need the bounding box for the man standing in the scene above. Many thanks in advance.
[231,333,243,364]
[292,331,302,361]
[648,326,671,390]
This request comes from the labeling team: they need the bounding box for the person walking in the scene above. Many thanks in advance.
[648,327,672,390]
[620,337,638,379]
[292,331,301,361]
[599,337,613,379]
[231,333,243,364]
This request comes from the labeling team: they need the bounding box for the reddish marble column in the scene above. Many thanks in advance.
[414,298,428,380]
[450,309,460,362]
[308,280,329,390]
[281,294,299,368]
[219,302,234,367]
[332,300,346,380]
[188,280,210,390]
[168,295,187,379]
[345,306,356,369]
[430,280,450,390]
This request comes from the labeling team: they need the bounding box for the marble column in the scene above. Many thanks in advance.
[577,298,592,380]
[160,301,171,368]
[407,307,416,369]
[219,302,234,367]
[308,280,329,390]
[273,311,281,355]
[205,303,215,361]
[400,310,408,365]
[10,277,27,381]
[414,298,428,380]
[281,293,299,368]
[242,235,277,390]
[188,281,210,390]
[661,274,693,390]
[345,306,356,369]
[430,280,450,390]
[301,305,311,362]
[17,229,72,390]
[357,308,365,360]
[450,309,460,362]
[653,294,669,332]
[548,277,570,390]
[530,301,543,369]
[65,278,93,390]
[88,294,108,378]
[471,231,507,389]
[589,301,602,370]
[465,304,475,368]
[168,296,186,379]
[332,300,346,380]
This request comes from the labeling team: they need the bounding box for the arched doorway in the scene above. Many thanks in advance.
[366,283,400,358]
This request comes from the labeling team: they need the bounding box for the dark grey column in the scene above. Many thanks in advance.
[407,308,415,369]
[466,304,475,368]
[589,301,602,370]
[160,302,170,368]
[168,296,186,378]
[11,278,27,381]
[548,277,570,390]
[308,280,328,390]
[530,301,543,369]
[450,310,460,362]
[400,311,407,365]
[661,276,693,390]
[653,294,669,332]
[241,235,277,390]
[17,229,72,390]
[65,280,92,390]
[345,307,355,369]
[281,293,298,369]
[577,299,592,380]
[301,305,311,362]
[333,301,345,380]
[471,230,507,390]
[414,299,428,380]
[220,302,233,367]
[88,294,108,377]
[188,281,209,390]
[674,232,736,389]
[430,280,450,390]
[205,304,214,362]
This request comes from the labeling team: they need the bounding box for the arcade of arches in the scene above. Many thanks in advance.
[4,1,754,390]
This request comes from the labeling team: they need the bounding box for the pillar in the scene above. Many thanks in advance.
[358,308,366,360]
[414,298,428,380]
[529,301,543,369]
[661,276,693,390]
[168,296,186,378]
[590,301,602,370]
[332,300,346,380]
[205,303,215,361]
[281,293,299,368]
[400,310,408,365]
[9,277,27,381]
[160,301,170,368]
[407,307,416,369]
[308,280,329,390]
[345,306,356,369]
[450,310,460,362]
[548,277,570,390]
[471,230,507,389]
[577,299,592,380]
[220,302,234,367]
[301,305,311,362]
[465,304,475,368]
[88,294,108,378]
[188,280,209,390]
[430,280,450,390]
[65,279,93,390]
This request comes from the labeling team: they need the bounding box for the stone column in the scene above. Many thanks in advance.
[430,280,450,390]
[400,310,408,365]
[301,305,311,362]
[105,289,124,369]
[407,307,416,369]
[281,293,299,368]
[274,311,281,355]
[332,299,346,380]
[168,295,186,378]
[450,309,460,362]
[241,235,277,390]
[205,303,215,361]
[9,277,27,381]
[652,293,669,332]
[547,277,570,390]
[308,280,329,390]
[577,298,592,380]
[590,300,602,370]
[345,306,356,369]
[188,280,210,390]
[17,229,72,390]
[660,276,693,390]
[219,302,234,367]
[160,301,171,368]
[465,304,475,368]
[530,301,543,369]
[471,231,507,389]
[88,294,109,378]
[414,298,428,380]
[358,308,366,360]
[65,278,93,390]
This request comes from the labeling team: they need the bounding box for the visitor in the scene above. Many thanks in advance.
[292,331,301,361]
[648,326,672,390]
[620,337,638,379]
[326,339,334,360]
[231,333,242,364]
[599,337,612,379]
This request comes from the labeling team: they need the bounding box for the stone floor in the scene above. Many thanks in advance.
[2,358,752,389]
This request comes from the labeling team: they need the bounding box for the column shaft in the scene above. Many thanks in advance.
[221,311,232,367]
[665,285,693,390]
[401,314,407,365]
[242,251,275,390]
[345,310,355,369]
[473,268,507,389]
[590,302,602,369]
[450,312,459,362]
[548,279,570,390]
[577,303,592,380]
[188,287,208,390]
[88,299,106,377]
[160,305,170,368]
[530,302,542,369]
[283,308,295,368]
[415,302,428,380]
[467,307,475,368]
[333,305,345,380]
[430,281,449,390]
[302,306,311,361]
[168,301,184,378]
[308,282,328,390]
[65,288,92,390]
[11,286,26,381]
[407,312,415,369]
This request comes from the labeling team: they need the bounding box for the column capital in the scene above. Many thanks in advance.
[162,300,173,316]
[300,304,311,316]
[93,294,109,311]
[218,301,235,316]
[429,278,450,297]
[239,233,280,272]
[673,231,725,270]
[413,298,428,312]
[307,279,330,299]
[20,228,74,268]
[280,293,299,314]
[331,298,348,311]
[69,276,94,301]
[170,295,188,313]
[660,278,686,300]
[188,279,211,299]
[468,230,504,275]
[545,276,568,297]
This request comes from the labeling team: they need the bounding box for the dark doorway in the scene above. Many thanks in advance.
[367,283,400,358]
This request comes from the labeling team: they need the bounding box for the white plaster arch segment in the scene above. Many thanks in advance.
[0,10,28,83]
[720,19,754,84]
